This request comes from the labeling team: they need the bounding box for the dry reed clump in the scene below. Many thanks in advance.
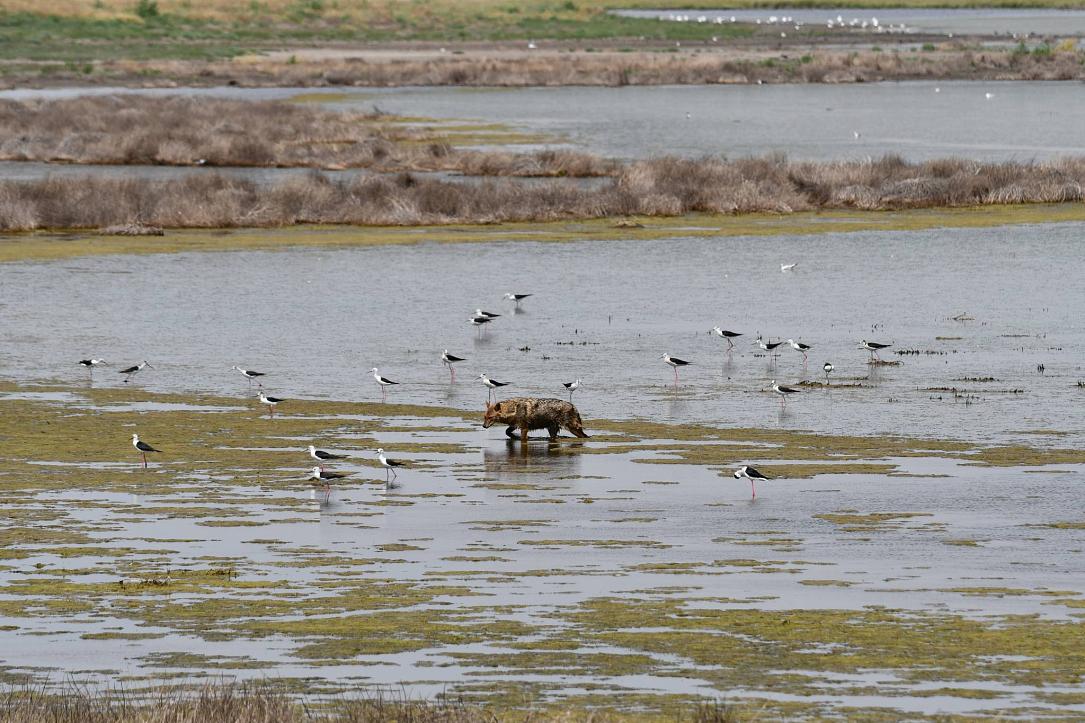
[1,155,1084,231]
[0,96,613,178]
[0,681,744,722]
[23,46,1084,91]
[0,682,486,723]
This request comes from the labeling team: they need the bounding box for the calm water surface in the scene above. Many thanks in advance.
[2,223,1082,446]
[617,7,1085,36]
[3,81,1085,163]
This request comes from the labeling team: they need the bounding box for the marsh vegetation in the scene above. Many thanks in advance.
[3,150,1084,230]
[0,96,613,177]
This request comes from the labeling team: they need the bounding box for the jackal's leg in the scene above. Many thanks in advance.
[520,423,529,442]
[548,425,559,440]
[505,425,519,440]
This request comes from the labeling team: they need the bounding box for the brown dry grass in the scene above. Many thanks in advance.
[0,96,615,177]
[12,45,1085,91]
[1,154,1083,231]
[0,681,743,722]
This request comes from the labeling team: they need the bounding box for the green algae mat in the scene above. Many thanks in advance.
[2,381,1085,718]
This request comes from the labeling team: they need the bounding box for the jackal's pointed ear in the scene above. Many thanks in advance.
[485,401,495,411]
[493,402,502,412]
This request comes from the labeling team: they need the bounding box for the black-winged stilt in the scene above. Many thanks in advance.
[79,358,105,371]
[308,445,346,471]
[370,368,399,400]
[771,379,800,406]
[377,448,404,486]
[563,378,581,401]
[442,350,466,381]
[787,339,812,362]
[823,362,834,384]
[309,466,348,504]
[661,354,691,387]
[231,365,266,386]
[711,327,742,349]
[469,316,493,337]
[478,373,510,401]
[475,308,501,320]
[504,293,532,307]
[119,361,151,383]
[860,340,892,361]
[258,391,283,417]
[132,434,161,469]
[754,337,784,363]
[733,465,769,499]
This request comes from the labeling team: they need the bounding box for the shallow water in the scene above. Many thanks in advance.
[3,81,1085,163]
[1,406,1083,714]
[616,7,1085,36]
[0,161,611,188]
[1,223,1082,446]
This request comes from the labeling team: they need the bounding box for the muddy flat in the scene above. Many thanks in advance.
[0,222,1083,717]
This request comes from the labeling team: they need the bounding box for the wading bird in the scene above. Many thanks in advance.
[754,337,785,363]
[370,368,399,400]
[771,379,800,407]
[308,445,346,471]
[475,308,501,320]
[478,373,510,401]
[79,358,105,373]
[132,433,161,469]
[563,378,581,401]
[258,391,283,417]
[733,464,770,499]
[119,361,151,383]
[441,350,466,381]
[787,338,812,363]
[780,262,798,272]
[377,448,404,486]
[309,466,348,504]
[823,362,834,384]
[711,327,743,349]
[860,340,892,361]
[231,365,266,386]
[661,354,692,387]
[469,315,493,337]
[504,293,532,307]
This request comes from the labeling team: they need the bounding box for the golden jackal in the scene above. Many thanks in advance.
[483,398,590,441]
